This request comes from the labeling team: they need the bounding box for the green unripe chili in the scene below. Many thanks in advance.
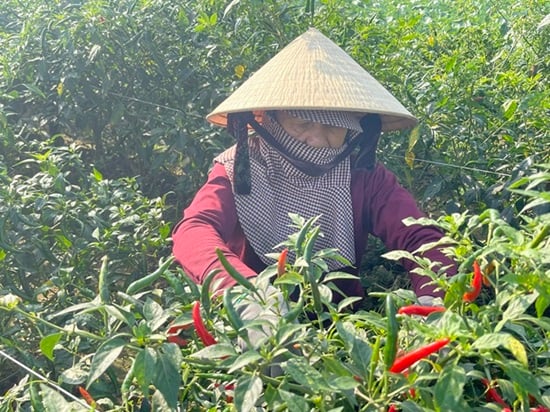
[98,255,110,304]
[295,217,316,256]
[121,354,138,400]
[302,226,320,263]
[383,294,398,370]
[223,288,244,334]
[216,248,257,292]
[283,298,304,323]
[126,256,174,295]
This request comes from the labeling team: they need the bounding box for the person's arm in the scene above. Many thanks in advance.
[172,162,258,291]
[361,164,456,298]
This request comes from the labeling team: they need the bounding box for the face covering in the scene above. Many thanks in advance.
[214,111,356,271]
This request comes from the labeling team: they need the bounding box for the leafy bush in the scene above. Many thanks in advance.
[1,0,547,212]
[1,165,548,410]
[0,140,171,393]
[0,0,549,410]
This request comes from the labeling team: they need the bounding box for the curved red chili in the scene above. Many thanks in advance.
[397,305,446,316]
[463,260,483,303]
[78,386,96,407]
[277,248,289,277]
[482,378,510,408]
[192,300,217,346]
[389,337,450,373]
[167,335,188,347]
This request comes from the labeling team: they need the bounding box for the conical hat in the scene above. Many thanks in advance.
[207,28,417,132]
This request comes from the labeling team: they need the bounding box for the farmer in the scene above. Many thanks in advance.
[172,28,455,310]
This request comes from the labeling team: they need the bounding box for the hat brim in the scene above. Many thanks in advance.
[207,28,418,132]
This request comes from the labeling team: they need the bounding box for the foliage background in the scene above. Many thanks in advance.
[0,0,548,408]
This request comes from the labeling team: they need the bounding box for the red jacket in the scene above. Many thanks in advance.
[172,161,454,300]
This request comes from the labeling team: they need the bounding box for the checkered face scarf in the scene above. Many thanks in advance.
[215,111,357,270]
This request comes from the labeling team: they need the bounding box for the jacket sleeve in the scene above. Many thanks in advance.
[360,164,456,298]
[171,162,258,291]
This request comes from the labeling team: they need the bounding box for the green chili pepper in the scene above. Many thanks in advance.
[126,256,174,295]
[368,335,382,390]
[216,248,256,292]
[384,294,399,370]
[308,266,324,315]
[295,216,317,256]
[98,255,110,304]
[121,354,138,400]
[283,297,304,323]
[223,289,244,333]
[303,226,321,263]
[162,269,185,297]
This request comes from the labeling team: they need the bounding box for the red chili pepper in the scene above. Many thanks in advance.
[192,300,217,346]
[167,335,188,347]
[78,386,96,407]
[277,248,289,277]
[167,322,192,335]
[397,305,446,316]
[389,337,450,373]
[463,260,483,303]
[531,406,550,412]
[388,404,398,412]
[481,378,510,408]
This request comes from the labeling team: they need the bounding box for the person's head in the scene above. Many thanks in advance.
[206,28,418,193]
[273,110,362,149]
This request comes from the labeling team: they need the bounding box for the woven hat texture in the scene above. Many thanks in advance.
[207,28,417,132]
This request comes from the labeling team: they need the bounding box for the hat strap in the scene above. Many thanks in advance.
[248,116,361,177]
[227,113,252,194]
[353,114,382,170]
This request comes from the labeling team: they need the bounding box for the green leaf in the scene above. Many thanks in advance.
[151,344,182,410]
[274,271,303,286]
[472,333,511,350]
[234,374,263,412]
[279,389,309,412]
[39,384,82,412]
[502,99,518,120]
[40,333,63,361]
[284,358,332,391]
[502,292,538,321]
[323,271,360,282]
[504,336,528,367]
[134,347,157,395]
[87,336,127,387]
[143,297,169,331]
[60,365,87,385]
[275,323,305,346]
[228,351,263,374]
[336,322,372,376]
[502,361,540,396]
[434,366,466,409]
[191,343,237,360]
[382,250,415,262]
[472,333,528,365]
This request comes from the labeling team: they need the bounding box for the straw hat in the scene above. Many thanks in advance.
[207,28,417,132]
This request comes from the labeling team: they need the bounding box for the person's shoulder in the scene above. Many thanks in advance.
[352,162,394,180]
[213,145,236,165]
